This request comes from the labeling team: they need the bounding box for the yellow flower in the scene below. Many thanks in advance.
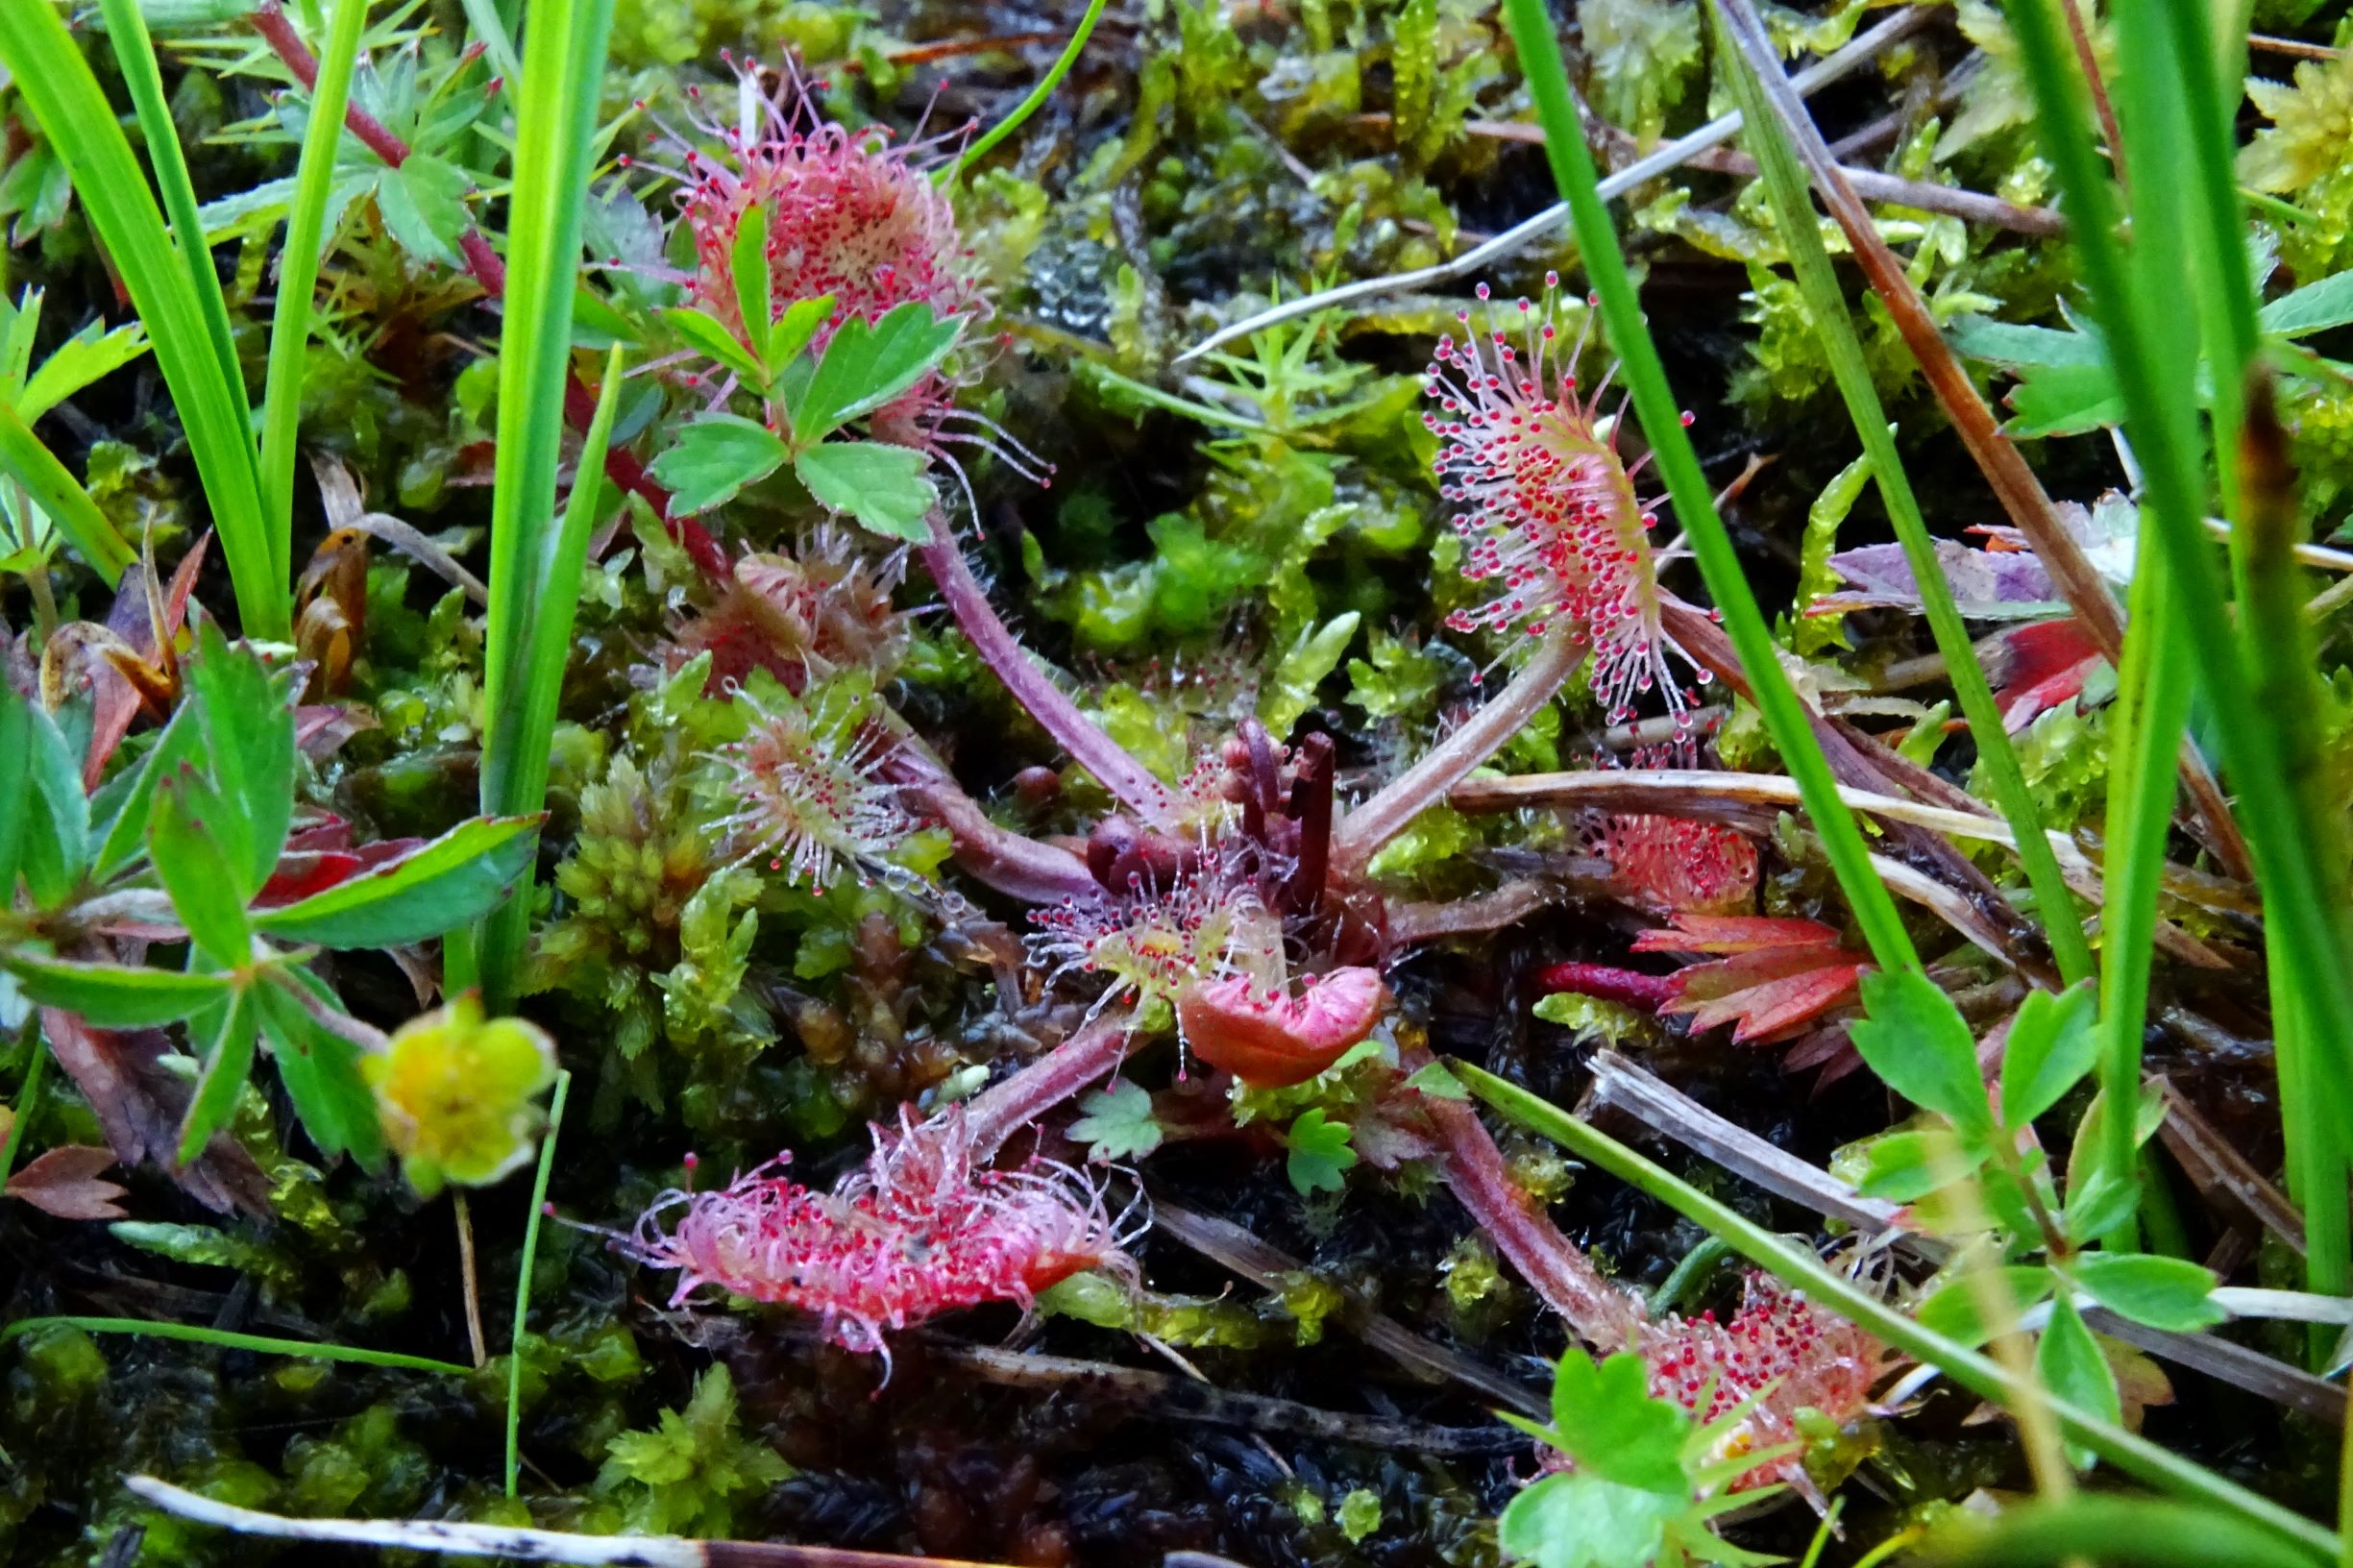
[361,995,556,1197]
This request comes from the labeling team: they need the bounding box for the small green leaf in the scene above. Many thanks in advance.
[374,152,472,268]
[1497,1470,1678,1568]
[2259,268,2353,338]
[2035,1295,2119,1470]
[21,698,89,907]
[90,698,204,879]
[0,682,32,897]
[1067,1079,1164,1162]
[728,201,772,368]
[1913,1265,2055,1346]
[2,953,235,1027]
[2005,361,2126,438]
[254,816,539,948]
[184,617,296,897]
[1849,968,1995,1138]
[794,440,938,541]
[787,302,962,446]
[258,970,386,1171]
[148,764,255,969]
[1946,317,2106,371]
[660,306,767,386]
[1548,1350,1687,1493]
[647,413,789,514]
[1285,1107,1358,1194]
[766,294,834,372]
[1999,980,2098,1127]
[2063,1162,2143,1246]
[1855,1127,1982,1203]
[177,984,257,1164]
[1404,1061,1470,1100]
[2069,1253,2223,1334]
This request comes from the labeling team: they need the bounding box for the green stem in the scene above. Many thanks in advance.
[944,0,1111,187]
[505,1068,570,1497]
[259,0,370,566]
[1713,3,2092,989]
[0,1316,473,1376]
[1497,0,1918,974]
[0,1016,48,1183]
[1456,1061,2341,1562]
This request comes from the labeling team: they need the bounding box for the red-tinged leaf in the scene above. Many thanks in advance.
[1663,942,1856,1001]
[1630,913,1850,955]
[40,1009,272,1215]
[284,815,355,852]
[77,533,209,788]
[254,850,365,907]
[1533,962,1677,1010]
[1675,963,1867,1043]
[1993,618,2105,732]
[6,1144,129,1219]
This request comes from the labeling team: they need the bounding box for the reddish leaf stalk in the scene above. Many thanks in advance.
[919,513,1181,830]
[1329,625,1583,877]
[1533,961,1675,1011]
[1413,1066,1644,1346]
[961,1012,1138,1161]
[249,3,728,583]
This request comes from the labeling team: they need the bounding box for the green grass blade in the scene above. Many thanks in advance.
[0,2,281,638]
[945,0,1111,186]
[480,346,625,1002]
[1496,0,1918,973]
[1934,1495,2327,1568]
[95,0,256,480]
[2095,539,2193,1215]
[0,1315,472,1376]
[0,402,135,583]
[1454,1061,2341,1564]
[259,0,370,564]
[473,0,617,1009]
[505,1066,569,1496]
[2002,0,2353,1283]
[1712,5,2092,990]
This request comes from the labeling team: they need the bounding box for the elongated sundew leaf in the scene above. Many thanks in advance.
[479,347,625,1003]
[260,0,370,567]
[1493,0,1918,972]
[0,3,279,637]
[1712,10,2092,990]
[0,403,134,582]
[2003,0,2353,1304]
[474,0,617,1007]
[1453,1062,2343,1563]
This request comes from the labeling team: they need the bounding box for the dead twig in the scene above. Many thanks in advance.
[1146,1192,1548,1418]
[927,1342,1529,1455]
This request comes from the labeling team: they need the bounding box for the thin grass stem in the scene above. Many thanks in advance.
[0,1316,473,1376]
[0,404,135,584]
[506,1067,570,1497]
[259,0,370,566]
[1496,0,1919,973]
[944,0,1110,186]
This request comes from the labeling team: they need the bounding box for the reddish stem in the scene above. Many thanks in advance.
[1329,625,1583,878]
[1533,962,1675,1012]
[963,1014,1137,1160]
[919,513,1181,831]
[249,3,729,585]
[1409,1048,1645,1347]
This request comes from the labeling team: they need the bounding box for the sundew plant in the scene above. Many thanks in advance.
[10,0,2353,1564]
